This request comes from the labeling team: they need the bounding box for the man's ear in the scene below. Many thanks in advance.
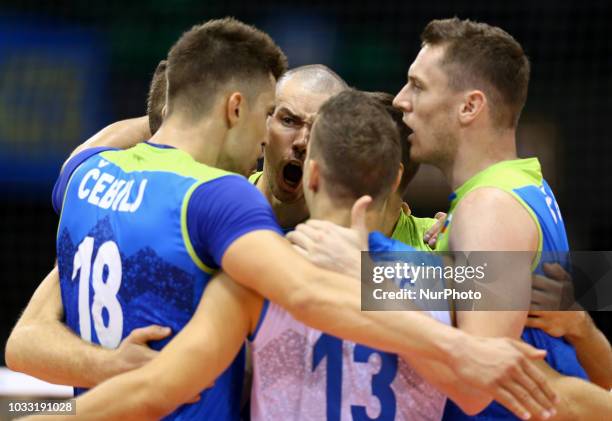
[307,159,320,193]
[393,163,404,193]
[458,90,486,125]
[226,92,243,128]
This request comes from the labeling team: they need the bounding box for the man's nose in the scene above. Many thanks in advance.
[262,127,271,147]
[292,126,309,153]
[393,88,412,112]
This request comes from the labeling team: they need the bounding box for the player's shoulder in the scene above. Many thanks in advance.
[248,170,263,185]
[52,146,118,214]
[181,161,237,183]
[64,146,117,172]
[454,187,534,230]
[193,173,265,201]
[188,173,273,220]
[453,187,538,249]
[458,186,519,214]
[100,142,239,184]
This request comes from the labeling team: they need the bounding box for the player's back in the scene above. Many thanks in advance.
[250,232,450,421]
[54,143,244,420]
[251,306,448,421]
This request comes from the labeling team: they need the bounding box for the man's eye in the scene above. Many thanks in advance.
[282,116,296,125]
[408,79,421,92]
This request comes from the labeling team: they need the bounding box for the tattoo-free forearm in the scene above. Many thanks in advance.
[224,232,464,362]
[5,267,115,387]
[535,360,612,420]
[6,320,115,388]
[566,314,612,389]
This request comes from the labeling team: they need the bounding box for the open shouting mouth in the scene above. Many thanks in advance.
[281,160,303,191]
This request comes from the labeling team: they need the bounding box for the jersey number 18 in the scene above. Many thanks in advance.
[72,236,124,348]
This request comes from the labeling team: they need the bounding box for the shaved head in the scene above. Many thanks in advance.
[277,64,348,96]
[264,64,347,206]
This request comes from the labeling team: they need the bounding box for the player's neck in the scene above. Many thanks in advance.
[256,171,309,229]
[447,127,517,190]
[382,193,404,237]
[311,196,384,231]
[311,205,352,227]
[149,116,225,168]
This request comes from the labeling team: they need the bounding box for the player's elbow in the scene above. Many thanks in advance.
[141,398,175,421]
[4,336,19,372]
[5,326,27,372]
[286,281,329,325]
[443,378,492,415]
[454,397,492,416]
[128,373,177,420]
[287,285,312,316]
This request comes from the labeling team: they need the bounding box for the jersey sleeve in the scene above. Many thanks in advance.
[187,175,282,268]
[368,231,416,252]
[51,147,117,214]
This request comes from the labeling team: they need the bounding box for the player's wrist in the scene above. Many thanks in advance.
[434,325,466,365]
[89,348,122,385]
[564,311,591,343]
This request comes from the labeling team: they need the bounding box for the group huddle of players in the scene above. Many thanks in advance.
[6,16,612,421]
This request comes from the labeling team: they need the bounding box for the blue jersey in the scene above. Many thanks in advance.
[438,159,587,421]
[53,143,281,420]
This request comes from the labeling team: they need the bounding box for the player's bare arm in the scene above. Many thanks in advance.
[223,229,463,358]
[23,273,262,421]
[532,359,612,420]
[64,116,151,169]
[5,267,170,387]
[450,187,537,339]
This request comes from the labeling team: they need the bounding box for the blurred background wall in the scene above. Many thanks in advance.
[1,0,611,363]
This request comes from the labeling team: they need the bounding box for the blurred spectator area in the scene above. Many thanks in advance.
[0,20,108,187]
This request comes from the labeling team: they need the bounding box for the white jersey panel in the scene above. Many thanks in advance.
[250,302,450,421]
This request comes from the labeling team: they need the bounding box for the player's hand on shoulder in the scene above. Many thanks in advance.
[454,335,558,420]
[423,211,447,249]
[108,325,171,379]
[286,195,371,279]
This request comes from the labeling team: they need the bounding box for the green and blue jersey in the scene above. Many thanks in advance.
[53,142,281,420]
[437,158,587,421]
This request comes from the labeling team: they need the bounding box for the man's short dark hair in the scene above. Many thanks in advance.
[310,90,400,205]
[146,60,167,135]
[421,17,530,128]
[166,17,287,119]
[365,91,419,196]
